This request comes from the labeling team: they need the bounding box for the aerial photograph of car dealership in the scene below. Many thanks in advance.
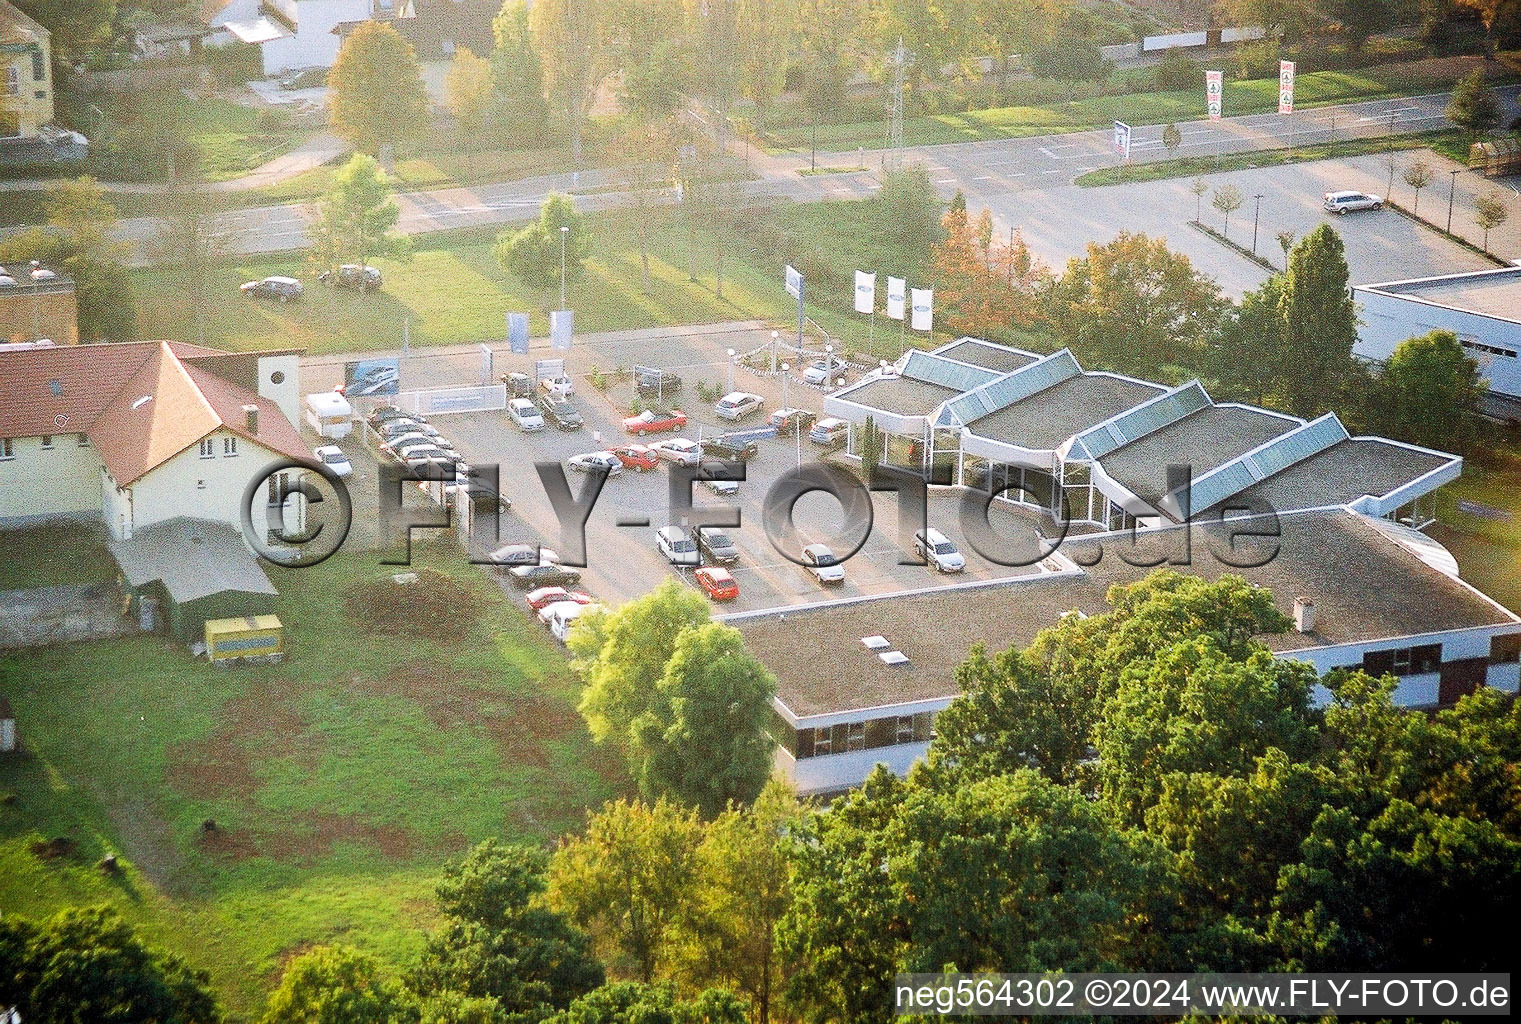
[2,0,1519,1020]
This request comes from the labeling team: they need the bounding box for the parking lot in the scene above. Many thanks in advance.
[303,322,1063,614]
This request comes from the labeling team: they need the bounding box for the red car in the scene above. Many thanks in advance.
[623,408,687,436]
[611,444,660,471]
[695,566,739,602]
[525,586,593,611]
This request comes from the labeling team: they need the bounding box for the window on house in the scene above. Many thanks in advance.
[39,435,52,449]
[31,51,44,80]
[223,436,238,456]
[812,727,831,756]
[4,67,18,96]
[896,716,915,744]
[199,439,215,458]
[1363,643,1442,677]
[1491,634,1521,665]
[0,438,13,459]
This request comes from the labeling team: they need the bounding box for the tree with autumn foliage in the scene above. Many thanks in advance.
[930,205,1047,341]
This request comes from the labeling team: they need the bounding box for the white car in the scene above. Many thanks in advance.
[487,543,560,567]
[509,398,546,432]
[714,391,764,421]
[539,375,575,398]
[386,432,455,453]
[914,528,966,573]
[1323,190,1383,214]
[802,543,845,584]
[701,477,739,497]
[547,601,602,644]
[802,356,846,385]
[652,438,702,466]
[537,598,587,627]
[312,445,353,477]
[655,525,701,566]
[568,451,623,476]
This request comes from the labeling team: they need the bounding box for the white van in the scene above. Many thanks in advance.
[304,391,353,438]
[509,398,546,432]
[655,525,701,565]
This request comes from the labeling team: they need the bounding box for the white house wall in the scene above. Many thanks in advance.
[0,435,100,521]
[775,740,931,795]
[259,0,371,73]
[122,429,287,541]
[256,354,303,426]
[1353,288,1521,400]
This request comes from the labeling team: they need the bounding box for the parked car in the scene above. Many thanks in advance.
[546,600,601,643]
[487,543,560,567]
[914,528,966,573]
[312,444,353,477]
[801,543,845,584]
[769,407,816,433]
[509,398,546,432]
[379,416,429,438]
[526,587,594,611]
[697,529,739,565]
[714,391,765,421]
[502,372,534,399]
[694,566,739,602]
[538,394,584,431]
[701,477,739,497]
[539,374,575,398]
[400,447,458,471]
[611,444,660,471]
[1323,190,1383,214]
[240,276,303,302]
[652,438,702,466]
[623,408,688,435]
[567,451,623,475]
[318,264,382,291]
[510,562,582,587]
[656,525,701,566]
[634,365,683,396]
[802,355,847,385]
[809,417,850,446]
[385,431,453,453]
[369,405,410,426]
[699,435,759,461]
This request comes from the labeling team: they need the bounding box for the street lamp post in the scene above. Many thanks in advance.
[770,330,779,373]
[559,225,569,310]
[726,348,736,394]
[780,361,790,411]
[1251,194,1264,256]
[1447,169,1461,235]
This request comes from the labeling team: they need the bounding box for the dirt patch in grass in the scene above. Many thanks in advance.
[343,569,482,645]
[168,675,315,801]
[30,836,77,860]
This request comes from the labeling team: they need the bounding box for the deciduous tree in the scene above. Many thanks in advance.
[1368,329,1485,452]
[309,154,410,279]
[1447,66,1500,139]
[260,946,414,1024]
[1475,190,1509,251]
[490,0,551,146]
[1212,183,1245,239]
[1402,158,1434,215]
[327,21,429,155]
[529,0,603,164]
[446,47,495,157]
[494,194,590,291]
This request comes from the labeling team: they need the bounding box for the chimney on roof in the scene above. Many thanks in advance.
[242,403,259,435]
[1293,597,1316,634]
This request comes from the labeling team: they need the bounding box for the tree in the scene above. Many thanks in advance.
[494,194,590,291]
[1212,276,1285,406]
[1454,0,1507,57]
[873,163,942,252]
[490,0,551,146]
[1474,190,1509,251]
[546,798,703,982]
[1211,184,1245,239]
[4,906,219,1024]
[0,176,137,341]
[628,620,776,815]
[446,48,495,160]
[872,0,973,96]
[976,0,1055,102]
[260,946,415,1024]
[1162,122,1183,160]
[1403,158,1434,215]
[733,0,794,119]
[612,119,677,294]
[309,154,409,279]
[1277,224,1359,417]
[146,173,234,346]
[327,21,429,156]
[546,983,747,1024]
[1188,176,1209,221]
[1028,28,1108,105]
[1447,67,1500,139]
[796,49,849,172]
[1368,329,1486,452]
[1046,232,1225,376]
[530,0,603,164]
[568,578,709,746]
[1274,228,1297,267]
[858,413,883,469]
[12,0,114,61]
[1215,0,1318,48]
[410,840,604,1019]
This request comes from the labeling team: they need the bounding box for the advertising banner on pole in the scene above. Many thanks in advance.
[344,357,400,397]
[1278,60,1296,114]
[854,270,876,314]
[479,344,493,386]
[785,264,803,300]
[507,312,530,354]
[886,276,906,320]
[1113,120,1132,160]
[549,310,573,351]
[1206,70,1223,121]
[910,288,933,332]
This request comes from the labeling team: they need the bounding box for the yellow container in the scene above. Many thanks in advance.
[204,615,284,663]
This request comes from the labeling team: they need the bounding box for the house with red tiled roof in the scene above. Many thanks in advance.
[0,339,305,543]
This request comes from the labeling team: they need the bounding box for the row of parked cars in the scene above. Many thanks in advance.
[241,265,383,302]
[368,405,511,512]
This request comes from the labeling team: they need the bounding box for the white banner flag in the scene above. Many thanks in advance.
[1278,60,1296,114]
[854,270,876,314]
[886,276,906,320]
[1206,70,1223,122]
[549,310,573,350]
[910,288,933,332]
[785,264,803,300]
[1113,120,1131,160]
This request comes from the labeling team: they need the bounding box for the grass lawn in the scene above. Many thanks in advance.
[0,539,625,1021]
[768,57,1518,154]
[1432,440,1521,612]
[0,521,118,590]
[132,200,996,362]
